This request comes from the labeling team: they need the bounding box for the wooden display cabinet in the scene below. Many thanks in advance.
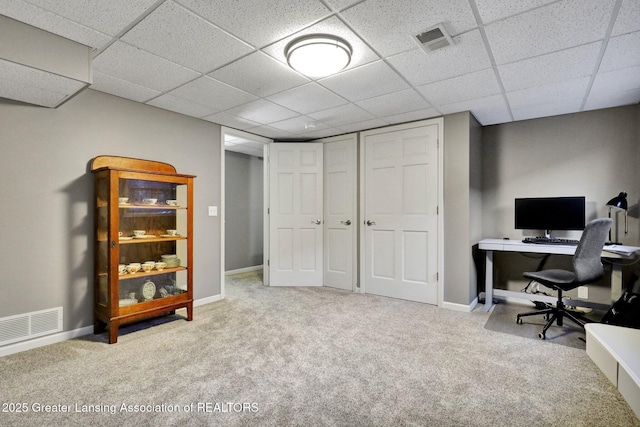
[91,156,195,343]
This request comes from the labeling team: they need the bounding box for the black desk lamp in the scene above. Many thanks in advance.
[606,191,628,244]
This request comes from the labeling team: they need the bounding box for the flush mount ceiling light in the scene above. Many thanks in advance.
[285,34,352,78]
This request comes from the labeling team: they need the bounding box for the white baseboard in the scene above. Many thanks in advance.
[225,265,263,275]
[442,297,478,313]
[0,294,223,358]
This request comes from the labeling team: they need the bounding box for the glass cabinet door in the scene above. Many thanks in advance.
[116,177,189,310]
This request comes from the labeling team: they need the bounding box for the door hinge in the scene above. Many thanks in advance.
[267,259,270,266]
[436,206,439,215]
[267,208,270,214]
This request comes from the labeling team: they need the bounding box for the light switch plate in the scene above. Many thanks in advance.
[578,286,588,299]
[208,206,217,216]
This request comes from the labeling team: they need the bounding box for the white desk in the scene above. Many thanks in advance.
[478,238,639,312]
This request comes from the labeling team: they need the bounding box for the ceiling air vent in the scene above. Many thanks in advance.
[414,24,454,53]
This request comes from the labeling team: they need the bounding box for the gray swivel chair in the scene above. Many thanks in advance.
[516,218,612,339]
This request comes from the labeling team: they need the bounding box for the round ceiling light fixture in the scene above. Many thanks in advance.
[285,34,352,78]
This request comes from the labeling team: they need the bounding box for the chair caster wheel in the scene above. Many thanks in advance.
[543,314,549,321]
[538,332,546,340]
[517,317,522,324]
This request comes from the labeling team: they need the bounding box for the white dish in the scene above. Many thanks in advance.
[133,235,156,239]
[119,298,138,307]
[160,234,180,238]
[119,236,133,240]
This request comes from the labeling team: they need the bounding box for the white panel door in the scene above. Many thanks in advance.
[269,143,323,286]
[363,124,439,304]
[323,135,357,291]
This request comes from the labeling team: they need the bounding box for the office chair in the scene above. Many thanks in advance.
[516,218,612,339]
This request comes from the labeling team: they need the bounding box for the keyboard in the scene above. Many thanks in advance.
[522,236,579,245]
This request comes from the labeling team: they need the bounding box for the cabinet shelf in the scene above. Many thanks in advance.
[118,266,186,280]
[92,155,195,344]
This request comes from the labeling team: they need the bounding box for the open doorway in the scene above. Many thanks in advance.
[221,128,271,297]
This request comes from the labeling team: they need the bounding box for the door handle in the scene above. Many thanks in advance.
[366,220,376,226]
[340,220,352,226]
[312,220,322,225]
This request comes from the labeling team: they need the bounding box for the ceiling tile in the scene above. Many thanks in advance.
[341,0,477,57]
[175,0,330,47]
[512,98,583,122]
[600,31,640,72]
[474,0,558,24]
[90,71,161,103]
[498,42,601,91]
[225,99,299,124]
[486,0,616,64]
[266,83,348,114]
[246,125,297,140]
[21,0,157,35]
[268,116,330,134]
[585,87,640,111]
[0,0,112,49]
[262,16,380,74]
[611,0,640,36]
[209,52,309,97]
[307,104,375,128]
[323,0,363,11]
[506,77,590,110]
[168,76,258,111]
[388,30,492,87]
[93,41,199,92]
[202,111,261,130]
[417,68,501,106]
[146,93,216,117]
[355,89,431,117]
[590,65,640,98]
[337,118,389,133]
[438,94,512,125]
[382,108,440,126]
[319,61,409,102]
[121,1,253,73]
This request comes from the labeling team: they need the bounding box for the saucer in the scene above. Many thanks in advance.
[133,235,156,239]
[119,236,133,240]
[160,234,180,238]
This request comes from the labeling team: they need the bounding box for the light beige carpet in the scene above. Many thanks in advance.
[1,271,638,426]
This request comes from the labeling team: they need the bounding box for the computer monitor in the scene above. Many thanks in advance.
[515,196,586,238]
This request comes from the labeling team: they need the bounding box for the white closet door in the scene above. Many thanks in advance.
[362,124,439,304]
[323,135,357,291]
[269,143,323,286]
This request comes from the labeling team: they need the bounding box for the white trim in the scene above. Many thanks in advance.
[358,118,445,306]
[442,297,478,313]
[225,265,263,275]
[0,294,223,357]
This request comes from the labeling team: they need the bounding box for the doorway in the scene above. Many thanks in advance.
[221,128,271,297]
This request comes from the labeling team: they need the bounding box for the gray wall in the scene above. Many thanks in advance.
[443,112,483,306]
[0,89,222,331]
[481,105,640,303]
[225,151,263,271]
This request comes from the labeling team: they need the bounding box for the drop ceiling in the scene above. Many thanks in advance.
[1,0,639,142]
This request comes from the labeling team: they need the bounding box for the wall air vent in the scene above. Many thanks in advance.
[0,307,63,347]
[413,24,454,52]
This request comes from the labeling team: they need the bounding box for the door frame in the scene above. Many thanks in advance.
[358,118,445,306]
[220,127,272,298]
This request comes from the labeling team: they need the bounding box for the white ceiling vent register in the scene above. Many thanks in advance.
[0,307,63,347]
[413,24,454,52]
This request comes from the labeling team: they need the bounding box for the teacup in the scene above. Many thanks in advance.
[154,261,166,271]
[166,229,178,236]
[141,263,154,273]
[118,264,126,274]
[133,230,146,237]
[118,197,129,204]
[142,198,157,205]
[126,264,140,274]
[166,200,177,206]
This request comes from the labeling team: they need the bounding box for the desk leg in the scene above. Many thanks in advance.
[611,263,623,303]
[483,250,494,312]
